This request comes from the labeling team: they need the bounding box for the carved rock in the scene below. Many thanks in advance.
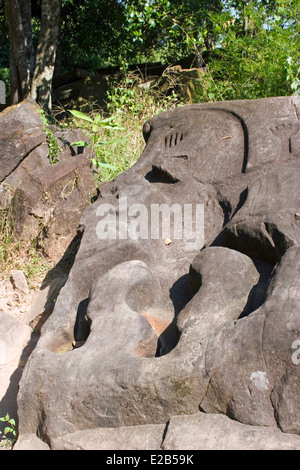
[16,96,300,448]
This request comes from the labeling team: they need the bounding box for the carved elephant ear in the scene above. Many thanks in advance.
[142,121,152,143]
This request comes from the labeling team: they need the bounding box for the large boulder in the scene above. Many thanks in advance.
[16,96,300,448]
[0,98,46,182]
[0,97,97,261]
[49,413,300,450]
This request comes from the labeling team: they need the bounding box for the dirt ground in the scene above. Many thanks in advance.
[0,279,40,449]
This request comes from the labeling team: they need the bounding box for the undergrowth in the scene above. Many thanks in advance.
[63,70,183,182]
[0,414,17,449]
[0,200,53,292]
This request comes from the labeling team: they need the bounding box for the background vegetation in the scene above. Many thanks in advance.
[1,0,300,106]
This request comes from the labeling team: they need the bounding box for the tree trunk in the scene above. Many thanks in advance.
[30,0,61,113]
[5,0,34,104]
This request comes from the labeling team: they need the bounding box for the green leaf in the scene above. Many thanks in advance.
[98,162,117,170]
[4,427,12,435]
[69,110,94,123]
[94,113,103,125]
[0,414,9,421]
[99,124,125,130]
[94,137,126,146]
[70,141,91,148]
[96,115,120,124]
[94,113,119,125]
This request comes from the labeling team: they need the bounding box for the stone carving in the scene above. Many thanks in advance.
[269,121,299,156]
[17,96,300,448]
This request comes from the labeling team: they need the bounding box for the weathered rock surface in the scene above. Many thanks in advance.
[10,271,29,295]
[15,412,300,450]
[0,98,46,182]
[13,433,50,450]
[51,423,166,451]
[0,97,97,261]
[162,413,300,450]
[16,96,300,449]
[0,311,31,368]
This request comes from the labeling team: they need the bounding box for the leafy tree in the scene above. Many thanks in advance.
[122,0,223,65]
[0,0,8,67]
[60,0,226,68]
[60,0,127,69]
[0,0,9,100]
[194,0,300,101]
[2,0,300,110]
[5,0,35,105]
[4,0,61,112]
[30,0,61,111]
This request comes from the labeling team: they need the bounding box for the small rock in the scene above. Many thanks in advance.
[51,423,165,450]
[162,413,300,450]
[10,271,29,295]
[13,433,50,450]
[0,311,31,366]
[0,298,10,311]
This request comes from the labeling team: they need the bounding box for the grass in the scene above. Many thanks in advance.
[0,203,54,293]
[61,70,183,183]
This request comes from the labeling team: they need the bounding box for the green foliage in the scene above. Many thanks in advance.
[0,0,10,102]
[0,0,9,70]
[68,72,182,182]
[39,110,62,164]
[70,110,125,165]
[0,414,17,439]
[0,414,18,448]
[69,108,127,181]
[192,0,300,102]
[45,127,61,164]
[286,57,300,96]
[60,0,127,69]
[2,0,300,102]
[122,0,223,64]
